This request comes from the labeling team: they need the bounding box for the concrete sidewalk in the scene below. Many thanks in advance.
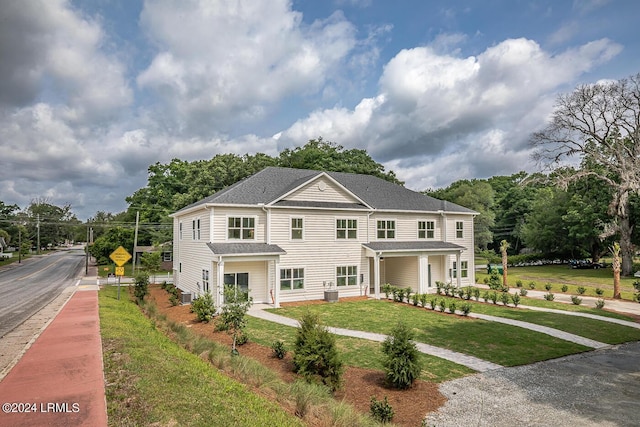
[0,288,107,427]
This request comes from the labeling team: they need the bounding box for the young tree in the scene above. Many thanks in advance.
[532,73,640,275]
[499,239,510,288]
[610,242,622,299]
[381,322,423,389]
[220,285,253,355]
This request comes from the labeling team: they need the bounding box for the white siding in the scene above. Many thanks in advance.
[174,209,215,297]
[385,257,419,292]
[221,261,269,303]
[286,177,359,204]
[213,207,266,242]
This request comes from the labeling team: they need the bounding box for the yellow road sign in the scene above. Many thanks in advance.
[109,246,132,267]
[115,266,125,276]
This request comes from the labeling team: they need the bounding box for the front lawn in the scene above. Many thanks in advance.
[269,300,590,366]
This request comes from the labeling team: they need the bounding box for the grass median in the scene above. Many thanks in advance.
[99,285,303,427]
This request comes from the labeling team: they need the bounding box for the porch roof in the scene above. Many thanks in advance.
[363,241,466,255]
[206,242,286,257]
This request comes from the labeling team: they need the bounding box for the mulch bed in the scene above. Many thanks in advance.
[146,285,446,426]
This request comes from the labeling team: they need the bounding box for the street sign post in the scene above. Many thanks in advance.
[109,246,132,300]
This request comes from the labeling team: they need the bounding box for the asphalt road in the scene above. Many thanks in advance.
[0,250,86,338]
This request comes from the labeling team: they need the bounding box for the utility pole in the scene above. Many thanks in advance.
[18,227,21,264]
[85,223,89,274]
[132,211,140,276]
[36,213,40,255]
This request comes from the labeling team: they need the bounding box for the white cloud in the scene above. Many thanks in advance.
[137,0,358,135]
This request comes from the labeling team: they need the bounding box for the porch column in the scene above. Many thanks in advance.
[418,255,429,294]
[216,260,225,309]
[274,258,280,308]
[374,253,381,299]
[456,252,462,288]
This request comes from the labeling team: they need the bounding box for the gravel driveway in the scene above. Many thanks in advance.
[425,341,640,426]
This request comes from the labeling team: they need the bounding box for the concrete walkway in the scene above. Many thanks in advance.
[248,306,503,372]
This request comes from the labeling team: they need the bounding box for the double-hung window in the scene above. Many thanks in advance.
[228,217,255,240]
[179,222,183,240]
[377,220,395,239]
[280,268,304,290]
[456,221,464,238]
[418,221,434,239]
[192,219,201,240]
[291,218,303,240]
[336,219,357,239]
[202,269,210,293]
[336,266,357,286]
[451,261,468,278]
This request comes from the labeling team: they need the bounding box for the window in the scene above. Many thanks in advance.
[336,265,357,286]
[451,261,468,278]
[228,217,255,240]
[202,269,210,293]
[280,268,304,290]
[377,220,395,239]
[192,218,201,240]
[456,221,464,238]
[162,252,172,262]
[179,222,183,240]
[418,221,435,239]
[336,219,357,239]
[224,272,249,299]
[291,218,303,240]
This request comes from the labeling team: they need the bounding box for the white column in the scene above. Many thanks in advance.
[274,258,280,308]
[456,252,462,288]
[217,260,225,309]
[374,254,381,299]
[418,255,429,294]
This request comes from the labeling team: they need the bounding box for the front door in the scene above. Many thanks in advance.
[224,272,249,300]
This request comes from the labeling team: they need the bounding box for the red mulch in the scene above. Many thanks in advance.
[146,286,446,426]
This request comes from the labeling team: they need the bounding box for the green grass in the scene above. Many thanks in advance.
[436,296,640,345]
[477,265,637,299]
[246,316,473,383]
[99,286,303,427]
[269,300,590,367]
[516,295,637,320]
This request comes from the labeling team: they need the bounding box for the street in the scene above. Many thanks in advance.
[0,250,86,338]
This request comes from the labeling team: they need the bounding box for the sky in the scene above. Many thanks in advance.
[1,0,639,220]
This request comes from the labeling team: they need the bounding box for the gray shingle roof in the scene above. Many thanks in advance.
[206,242,286,256]
[363,241,466,252]
[175,167,475,215]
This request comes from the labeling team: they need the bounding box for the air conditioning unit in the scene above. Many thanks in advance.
[180,292,192,304]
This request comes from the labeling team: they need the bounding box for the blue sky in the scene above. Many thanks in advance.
[1,0,638,220]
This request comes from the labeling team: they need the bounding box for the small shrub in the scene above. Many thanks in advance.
[460,302,472,316]
[482,291,490,303]
[595,299,606,309]
[435,281,444,295]
[500,292,510,306]
[271,340,287,359]
[411,293,420,306]
[419,293,428,308]
[595,288,604,296]
[381,322,423,390]
[463,287,472,300]
[544,292,555,301]
[544,283,553,291]
[528,281,536,290]
[473,287,481,301]
[457,288,465,299]
[438,299,446,312]
[519,288,528,297]
[577,286,586,295]
[571,295,582,305]
[429,298,437,310]
[501,285,510,293]
[236,332,249,346]
[191,292,216,322]
[515,280,523,288]
[561,285,568,293]
[370,396,394,424]
[490,292,499,305]
[382,283,393,300]
[448,301,457,314]
[511,292,521,307]
[405,288,413,303]
[133,271,150,303]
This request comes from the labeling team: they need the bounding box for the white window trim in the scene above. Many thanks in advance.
[226,215,258,241]
[455,221,464,239]
[376,218,396,240]
[279,266,306,292]
[451,260,468,279]
[418,220,435,239]
[336,264,358,287]
[335,217,359,240]
[202,269,210,293]
[290,216,305,241]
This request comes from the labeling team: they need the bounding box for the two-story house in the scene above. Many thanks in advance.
[170,166,477,308]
